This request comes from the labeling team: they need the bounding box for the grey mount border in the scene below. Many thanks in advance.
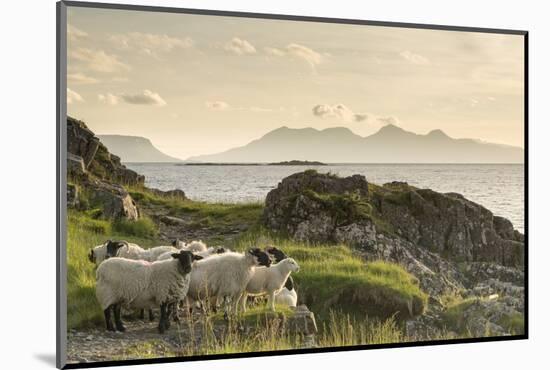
[56,1,529,369]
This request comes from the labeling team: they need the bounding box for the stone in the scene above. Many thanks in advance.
[150,188,187,200]
[160,215,187,226]
[287,305,318,336]
[86,178,140,220]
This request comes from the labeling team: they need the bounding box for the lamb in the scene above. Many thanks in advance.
[95,250,203,333]
[187,249,271,317]
[88,240,179,266]
[172,239,207,253]
[266,247,298,307]
[240,257,300,312]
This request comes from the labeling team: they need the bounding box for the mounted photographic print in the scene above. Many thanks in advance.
[56,1,528,368]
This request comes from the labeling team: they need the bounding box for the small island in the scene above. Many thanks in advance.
[268,160,327,166]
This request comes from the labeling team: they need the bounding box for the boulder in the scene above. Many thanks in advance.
[86,178,139,220]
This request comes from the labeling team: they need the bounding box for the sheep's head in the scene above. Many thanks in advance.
[248,248,271,267]
[171,250,203,275]
[89,240,113,265]
[283,258,300,273]
[215,247,227,254]
[266,246,287,263]
[88,249,95,264]
[105,240,128,260]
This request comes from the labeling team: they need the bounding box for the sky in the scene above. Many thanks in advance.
[66,6,525,160]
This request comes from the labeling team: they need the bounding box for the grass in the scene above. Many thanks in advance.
[230,228,427,320]
[498,312,525,335]
[67,210,161,329]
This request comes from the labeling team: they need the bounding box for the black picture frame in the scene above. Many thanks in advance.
[56,1,529,368]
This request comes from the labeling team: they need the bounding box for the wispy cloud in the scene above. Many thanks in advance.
[68,73,98,85]
[67,24,87,41]
[98,90,167,106]
[264,43,322,70]
[399,50,430,65]
[205,101,230,110]
[312,104,366,122]
[110,32,194,57]
[70,48,130,73]
[67,88,84,104]
[224,38,256,55]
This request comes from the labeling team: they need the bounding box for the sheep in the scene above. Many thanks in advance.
[187,249,271,317]
[266,247,298,307]
[240,257,300,312]
[172,239,208,253]
[157,246,228,261]
[88,240,179,266]
[95,250,203,333]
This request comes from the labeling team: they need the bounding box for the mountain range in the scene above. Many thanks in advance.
[186,124,524,163]
[97,135,182,163]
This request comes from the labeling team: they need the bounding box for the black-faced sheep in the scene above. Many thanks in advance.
[95,250,203,333]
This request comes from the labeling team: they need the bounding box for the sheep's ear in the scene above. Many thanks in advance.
[171,253,180,259]
[193,254,204,261]
[171,239,177,247]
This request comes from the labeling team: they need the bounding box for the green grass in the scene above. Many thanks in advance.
[498,312,525,335]
[67,210,161,329]
[441,297,478,333]
[230,228,428,320]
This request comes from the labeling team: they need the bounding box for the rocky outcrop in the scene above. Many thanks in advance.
[85,178,139,220]
[263,171,525,337]
[371,186,524,267]
[67,117,144,186]
[149,188,187,200]
[264,171,524,268]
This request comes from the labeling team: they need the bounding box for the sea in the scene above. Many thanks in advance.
[125,163,525,233]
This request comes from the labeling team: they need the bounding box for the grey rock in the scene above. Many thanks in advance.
[86,178,140,220]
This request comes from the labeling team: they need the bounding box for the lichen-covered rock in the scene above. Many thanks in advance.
[86,178,139,220]
[372,186,524,268]
[67,116,144,186]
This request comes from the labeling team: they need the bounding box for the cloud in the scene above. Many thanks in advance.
[110,32,194,56]
[224,38,256,55]
[99,90,167,106]
[264,47,285,57]
[263,43,322,70]
[312,104,366,123]
[399,50,430,65]
[286,43,322,68]
[68,73,98,85]
[70,48,130,73]
[98,93,119,105]
[377,116,400,125]
[205,101,230,110]
[67,24,87,41]
[67,88,83,104]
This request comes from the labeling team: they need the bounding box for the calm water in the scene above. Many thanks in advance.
[126,163,525,232]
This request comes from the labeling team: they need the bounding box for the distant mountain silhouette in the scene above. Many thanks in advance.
[186,125,523,163]
[98,135,182,163]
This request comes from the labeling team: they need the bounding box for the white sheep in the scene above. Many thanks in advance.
[95,250,203,333]
[187,249,271,317]
[88,240,179,266]
[240,258,300,312]
[266,247,299,307]
[172,239,208,253]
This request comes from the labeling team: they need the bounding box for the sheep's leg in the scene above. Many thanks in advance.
[267,292,276,312]
[158,303,168,334]
[139,309,145,320]
[165,304,173,330]
[239,293,248,313]
[148,309,155,322]
[114,304,126,332]
[172,301,181,323]
[104,305,115,332]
